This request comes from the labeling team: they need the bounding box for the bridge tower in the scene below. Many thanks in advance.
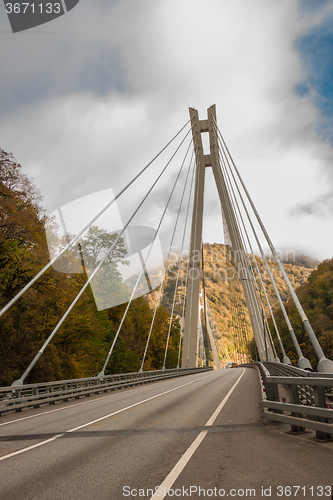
[182,105,274,368]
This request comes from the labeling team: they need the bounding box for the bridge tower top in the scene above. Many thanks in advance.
[182,105,274,368]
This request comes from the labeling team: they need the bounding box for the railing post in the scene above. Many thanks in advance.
[266,381,280,404]
[15,388,22,412]
[33,386,39,408]
[74,381,79,399]
[49,384,55,404]
[288,384,305,434]
[313,385,331,440]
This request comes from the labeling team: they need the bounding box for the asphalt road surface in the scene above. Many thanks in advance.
[0,368,332,500]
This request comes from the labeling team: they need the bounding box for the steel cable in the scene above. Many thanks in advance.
[12,127,193,385]
[0,119,192,319]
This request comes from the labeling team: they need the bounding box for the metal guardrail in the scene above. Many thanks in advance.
[262,361,309,378]
[242,362,333,440]
[0,367,213,416]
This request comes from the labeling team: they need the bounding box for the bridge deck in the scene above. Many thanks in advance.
[0,368,331,499]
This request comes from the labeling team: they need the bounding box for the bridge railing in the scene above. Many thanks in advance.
[242,362,333,440]
[0,366,213,416]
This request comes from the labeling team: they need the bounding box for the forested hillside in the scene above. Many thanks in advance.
[270,258,333,367]
[161,243,317,365]
[162,246,331,368]
[0,150,180,386]
[1,148,329,384]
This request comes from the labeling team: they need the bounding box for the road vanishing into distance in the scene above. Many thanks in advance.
[0,368,332,500]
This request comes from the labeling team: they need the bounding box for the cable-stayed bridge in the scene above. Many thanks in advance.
[0,106,332,499]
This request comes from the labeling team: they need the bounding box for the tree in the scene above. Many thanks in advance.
[104,297,181,372]
[270,258,333,366]
[0,149,181,385]
[0,149,45,298]
[79,225,131,310]
[80,225,129,269]
[0,150,114,385]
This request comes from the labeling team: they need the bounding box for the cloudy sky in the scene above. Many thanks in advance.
[1,0,333,261]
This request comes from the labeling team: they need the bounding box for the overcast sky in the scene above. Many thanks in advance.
[1,0,333,261]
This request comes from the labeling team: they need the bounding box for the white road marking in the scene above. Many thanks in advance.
[0,434,65,461]
[150,369,245,500]
[0,371,217,461]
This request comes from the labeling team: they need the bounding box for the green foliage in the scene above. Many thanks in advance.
[271,258,333,366]
[80,225,129,269]
[106,297,181,372]
[0,149,180,386]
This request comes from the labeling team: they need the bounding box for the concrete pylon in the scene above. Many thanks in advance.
[182,106,274,368]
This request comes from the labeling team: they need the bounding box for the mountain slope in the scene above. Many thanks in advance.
[270,257,333,367]
[160,243,317,364]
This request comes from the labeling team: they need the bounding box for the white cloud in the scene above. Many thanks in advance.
[1,0,333,259]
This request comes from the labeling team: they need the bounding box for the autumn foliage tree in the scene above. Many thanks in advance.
[270,258,333,367]
[0,149,180,386]
[0,149,115,384]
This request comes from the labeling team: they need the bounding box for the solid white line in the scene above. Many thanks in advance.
[0,371,215,428]
[0,372,216,462]
[150,369,245,500]
[0,434,65,461]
